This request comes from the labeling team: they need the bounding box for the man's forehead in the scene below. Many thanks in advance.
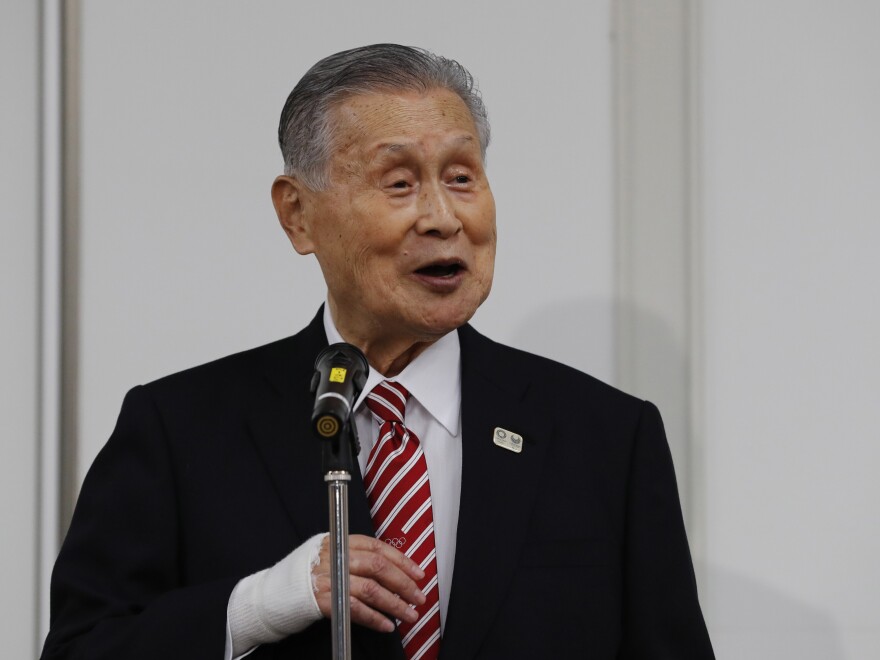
[326,91,481,162]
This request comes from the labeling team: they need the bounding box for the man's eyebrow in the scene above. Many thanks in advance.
[371,134,476,157]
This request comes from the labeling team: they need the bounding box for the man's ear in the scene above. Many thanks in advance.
[272,175,315,255]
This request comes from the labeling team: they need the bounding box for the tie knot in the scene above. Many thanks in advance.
[366,380,410,424]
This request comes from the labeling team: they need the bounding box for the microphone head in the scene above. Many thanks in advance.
[311,343,369,440]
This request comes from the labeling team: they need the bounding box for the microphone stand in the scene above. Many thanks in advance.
[322,419,359,660]
[311,342,368,660]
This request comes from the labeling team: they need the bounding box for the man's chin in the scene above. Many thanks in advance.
[413,303,481,338]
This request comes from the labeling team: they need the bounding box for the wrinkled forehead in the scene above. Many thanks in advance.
[325,88,481,158]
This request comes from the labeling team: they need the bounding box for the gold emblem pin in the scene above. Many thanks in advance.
[493,427,524,453]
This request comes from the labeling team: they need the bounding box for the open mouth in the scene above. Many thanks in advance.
[414,261,464,278]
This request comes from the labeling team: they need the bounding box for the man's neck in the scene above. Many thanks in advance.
[336,329,435,378]
[325,299,449,377]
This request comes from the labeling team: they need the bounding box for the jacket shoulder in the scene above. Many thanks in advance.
[458,323,648,417]
[140,335,290,396]
[139,308,326,400]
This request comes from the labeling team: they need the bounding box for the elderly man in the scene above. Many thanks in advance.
[42,45,714,659]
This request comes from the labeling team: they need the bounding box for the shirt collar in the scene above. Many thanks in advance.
[323,303,461,436]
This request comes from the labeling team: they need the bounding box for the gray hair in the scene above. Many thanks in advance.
[278,43,490,190]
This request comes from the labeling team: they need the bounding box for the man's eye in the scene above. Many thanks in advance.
[452,175,470,184]
[391,180,410,189]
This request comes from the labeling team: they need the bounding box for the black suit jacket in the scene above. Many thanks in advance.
[43,310,714,659]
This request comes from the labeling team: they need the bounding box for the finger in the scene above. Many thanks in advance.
[314,572,417,631]
[348,547,426,607]
[349,595,396,633]
[349,575,420,626]
[349,534,425,581]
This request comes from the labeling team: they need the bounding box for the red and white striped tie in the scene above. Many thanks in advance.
[363,380,441,660]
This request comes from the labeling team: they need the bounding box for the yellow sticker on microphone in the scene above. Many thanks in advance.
[329,367,347,383]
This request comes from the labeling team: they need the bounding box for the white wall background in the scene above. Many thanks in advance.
[4,1,880,658]
[0,1,40,657]
[701,1,880,657]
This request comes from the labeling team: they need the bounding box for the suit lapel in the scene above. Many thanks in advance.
[245,309,376,545]
[440,325,552,659]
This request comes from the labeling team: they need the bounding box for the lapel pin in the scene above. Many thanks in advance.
[493,427,524,454]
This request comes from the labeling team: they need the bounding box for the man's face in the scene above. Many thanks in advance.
[288,88,496,347]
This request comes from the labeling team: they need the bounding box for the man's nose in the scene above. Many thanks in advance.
[414,183,462,238]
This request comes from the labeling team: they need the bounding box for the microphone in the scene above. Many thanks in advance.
[310,343,369,441]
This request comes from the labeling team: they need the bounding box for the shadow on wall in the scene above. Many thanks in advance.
[505,296,615,380]
[701,562,847,659]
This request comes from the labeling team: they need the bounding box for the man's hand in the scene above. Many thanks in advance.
[313,534,426,633]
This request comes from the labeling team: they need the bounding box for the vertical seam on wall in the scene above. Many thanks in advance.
[684,0,708,584]
[37,0,62,648]
[36,2,45,652]
[612,0,703,553]
[612,0,635,390]
[611,0,626,388]
[61,0,81,535]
